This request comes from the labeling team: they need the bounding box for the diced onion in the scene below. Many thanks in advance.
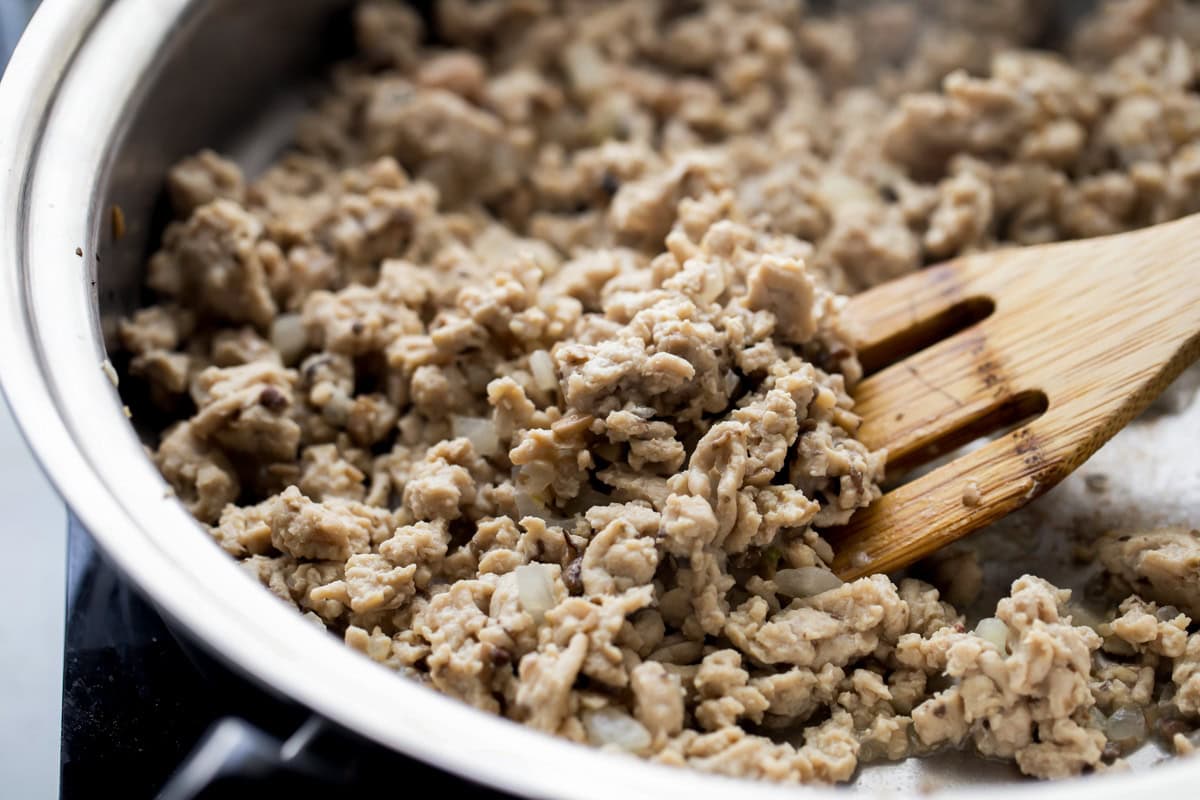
[582,708,652,753]
[529,349,558,393]
[723,370,740,397]
[451,414,500,456]
[1105,706,1147,743]
[514,488,544,519]
[514,489,575,529]
[320,389,353,427]
[1156,605,1182,622]
[512,467,576,528]
[1065,604,1103,632]
[974,617,1009,651]
[810,536,835,565]
[818,173,877,208]
[647,638,704,665]
[857,740,883,764]
[1102,635,1136,656]
[270,313,308,365]
[515,563,557,624]
[774,567,844,598]
[906,723,923,749]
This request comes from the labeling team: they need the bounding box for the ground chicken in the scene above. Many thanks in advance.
[119,0,1200,787]
[1099,527,1200,619]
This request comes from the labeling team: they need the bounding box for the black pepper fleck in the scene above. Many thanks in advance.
[600,171,620,197]
[258,385,288,411]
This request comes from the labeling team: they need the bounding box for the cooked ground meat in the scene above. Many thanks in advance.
[118,0,1200,785]
[1100,527,1200,620]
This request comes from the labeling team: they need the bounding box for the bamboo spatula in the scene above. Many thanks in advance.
[829,213,1200,580]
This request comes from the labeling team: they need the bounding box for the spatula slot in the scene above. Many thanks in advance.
[859,295,995,377]
[882,389,1048,489]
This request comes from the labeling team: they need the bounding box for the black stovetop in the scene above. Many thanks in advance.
[61,516,508,799]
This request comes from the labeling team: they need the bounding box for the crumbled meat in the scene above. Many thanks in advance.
[905,577,1105,779]
[189,362,301,462]
[147,200,280,329]
[743,256,817,344]
[1174,634,1200,716]
[121,0,1200,787]
[167,149,245,217]
[363,81,522,206]
[1099,527,1200,619]
[267,485,390,561]
[155,421,239,524]
[298,443,367,502]
[631,661,685,743]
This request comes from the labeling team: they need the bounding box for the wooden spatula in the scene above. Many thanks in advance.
[829,213,1200,580]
